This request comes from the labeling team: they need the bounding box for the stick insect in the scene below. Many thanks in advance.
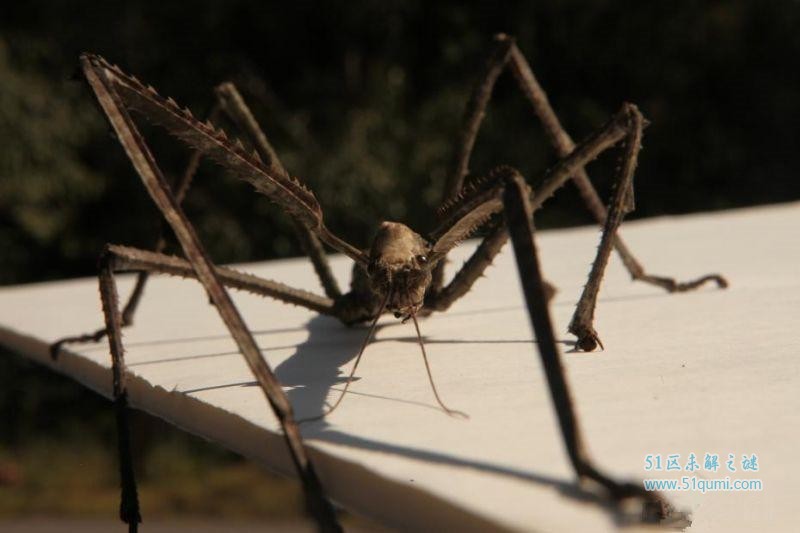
[51,34,726,531]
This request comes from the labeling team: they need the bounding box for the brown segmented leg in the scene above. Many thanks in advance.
[426,219,557,312]
[430,33,727,300]
[425,165,685,521]
[95,242,339,530]
[214,82,342,299]
[97,249,141,532]
[427,103,638,313]
[105,244,335,315]
[429,36,514,295]
[504,33,727,292]
[51,79,348,358]
[425,219,509,311]
[49,105,220,360]
[86,55,367,266]
[82,55,341,532]
[502,169,685,525]
[567,104,643,351]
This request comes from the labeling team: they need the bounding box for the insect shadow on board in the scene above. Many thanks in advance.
[50,33,727,532]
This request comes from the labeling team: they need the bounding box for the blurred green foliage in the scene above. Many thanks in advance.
[1,0,798,285]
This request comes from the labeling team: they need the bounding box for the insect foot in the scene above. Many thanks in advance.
[568,322,604,352]
[634,493,691,529]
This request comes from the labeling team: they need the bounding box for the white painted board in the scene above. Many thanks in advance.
[1,203,798,532]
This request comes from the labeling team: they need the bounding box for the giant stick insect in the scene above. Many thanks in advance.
[51,34,726,532]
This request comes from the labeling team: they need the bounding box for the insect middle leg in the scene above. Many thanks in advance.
[567,104,643,351]
[100,243,337,314]
[49,115,213,359]
[49,95,223,360]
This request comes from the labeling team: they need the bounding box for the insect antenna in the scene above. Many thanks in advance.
[299,291,391,423]
[410,314,468,419]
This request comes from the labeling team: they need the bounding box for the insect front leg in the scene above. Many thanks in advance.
[424,216,557,313]
[51,78,347,359]
[213,82,342,299]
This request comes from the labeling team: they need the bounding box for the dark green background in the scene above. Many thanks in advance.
[2,0,798,286]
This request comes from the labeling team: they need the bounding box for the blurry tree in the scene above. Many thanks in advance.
[0,40,104,283]
[0,0,798,286]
